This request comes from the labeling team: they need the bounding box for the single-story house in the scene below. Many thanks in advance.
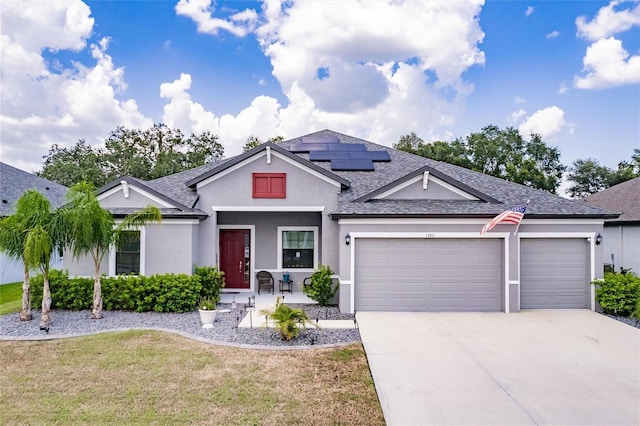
[64,130,615,313]
[0,162,68,284]
[583,177,640,274]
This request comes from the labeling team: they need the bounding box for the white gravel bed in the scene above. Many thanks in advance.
[0,303,360,349]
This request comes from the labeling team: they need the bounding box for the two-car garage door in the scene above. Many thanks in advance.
[354,237,591,312]
[355,238,503,311]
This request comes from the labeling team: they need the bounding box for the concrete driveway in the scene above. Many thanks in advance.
[357,310,640,426]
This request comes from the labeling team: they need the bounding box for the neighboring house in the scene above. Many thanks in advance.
[64,130,614,313]
[583,177,640,275]
[0,162,68,284]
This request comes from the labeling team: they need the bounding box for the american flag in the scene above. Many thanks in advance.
[481,204,527,235]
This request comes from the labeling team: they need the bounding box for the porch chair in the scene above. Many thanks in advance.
[303,277,312,289]
[257,270,274,295]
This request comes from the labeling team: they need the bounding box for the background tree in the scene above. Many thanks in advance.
[38,124,224,187]
[64,182,161,319]
[242,135,285,152]
[38,140,107,187]
[567,150,640,198]
[102,124,224,181]
[395,125,565,193]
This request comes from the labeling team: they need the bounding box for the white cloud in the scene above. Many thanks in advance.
[518,106,566,139]
[508,108,527,124]
[576,0,640,41]
[525,6,534,16]
[558,83,569,94]
[0,0,152,171]
[546,30,560,39]
[168,0,487,155]
[574,37,640,89]
[175,0,258,37]
[160,73,282,154]
[514,96,526,104]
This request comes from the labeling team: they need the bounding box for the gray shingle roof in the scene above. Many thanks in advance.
[583,177,639,222]
[98,129,613,219]
[149,159,232,208]
[0,162,68,217]
[279,130,612,218]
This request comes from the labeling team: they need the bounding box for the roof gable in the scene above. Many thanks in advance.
[185,143,350,190]
[96,176,205,218]
[354,165,497,203]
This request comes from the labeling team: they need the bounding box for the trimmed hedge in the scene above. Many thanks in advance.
[593,271,640,317]
[31,270,202,313]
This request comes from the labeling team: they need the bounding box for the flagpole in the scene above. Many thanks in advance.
[513,199,530,235]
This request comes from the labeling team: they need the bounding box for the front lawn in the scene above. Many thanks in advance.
[0,282,21,315]
[0,330,384,425]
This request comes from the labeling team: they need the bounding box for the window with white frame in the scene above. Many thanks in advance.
[278,227,318,269]
[116,230,140,275]
[110,228,145,276]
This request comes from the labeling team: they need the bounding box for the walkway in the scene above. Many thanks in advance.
[220,292,357,329]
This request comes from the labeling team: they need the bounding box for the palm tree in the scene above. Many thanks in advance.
[64,182,161,319]
[0,215,32,321]
[0,190,67,325]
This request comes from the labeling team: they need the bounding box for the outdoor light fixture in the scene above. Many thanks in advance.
[345,234,351,246]
[595,233,602,245]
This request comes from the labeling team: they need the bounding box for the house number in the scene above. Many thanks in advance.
[425,233,435,238]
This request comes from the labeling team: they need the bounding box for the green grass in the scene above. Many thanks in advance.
[0,282,22,315]
[0,330,384,425]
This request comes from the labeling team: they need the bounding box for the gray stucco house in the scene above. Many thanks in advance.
[0,162,68,284]
[64,130,614,313]
[583,177,640,275]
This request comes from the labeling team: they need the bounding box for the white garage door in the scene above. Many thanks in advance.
[355,238,503,311]
[520,238,590,309]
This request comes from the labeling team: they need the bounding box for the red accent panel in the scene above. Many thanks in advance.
[252,173,286,198]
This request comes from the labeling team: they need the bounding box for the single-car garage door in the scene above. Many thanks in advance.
[520,238,590,309]
[355,238,503,311]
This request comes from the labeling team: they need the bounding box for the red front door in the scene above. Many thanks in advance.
[219,229,251,289]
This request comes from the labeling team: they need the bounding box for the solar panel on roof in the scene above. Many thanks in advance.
[330,159,375,171]
[301,135,340,144]
[289,143,330,153]
[309,151,351,161]
[348,151,391,161]
[327,143,367,152]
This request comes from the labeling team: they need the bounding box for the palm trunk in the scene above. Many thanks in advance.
[92,258,103,319]
[20,265,32,321]
[40,274,51,327]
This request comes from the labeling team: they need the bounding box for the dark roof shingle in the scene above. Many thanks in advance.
[583,177,639,222]
[0,163,68,216]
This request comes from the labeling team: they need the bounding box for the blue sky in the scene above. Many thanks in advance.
[1,0,638,195]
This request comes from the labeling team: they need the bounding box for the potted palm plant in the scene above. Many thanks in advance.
[198,297,218,328]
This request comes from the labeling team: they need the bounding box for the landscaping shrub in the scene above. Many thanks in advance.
[593,271,640,316]
[193,265,225,303]
[260,296,315,340]
[633,297,640,322]
[31,270,92,310]
[31,270,202,313]
[303,264,338,306]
